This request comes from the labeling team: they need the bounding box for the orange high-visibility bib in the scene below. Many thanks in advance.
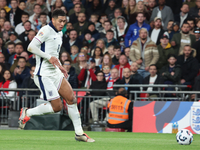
[107,95,131,124]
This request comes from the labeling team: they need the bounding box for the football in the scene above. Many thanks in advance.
[176,129,193,145]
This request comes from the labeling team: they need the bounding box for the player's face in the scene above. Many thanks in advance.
[53,16,67,31]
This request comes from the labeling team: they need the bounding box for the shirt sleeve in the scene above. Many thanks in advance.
[34,27,48,44]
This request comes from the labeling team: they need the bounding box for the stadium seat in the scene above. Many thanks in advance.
[105,128,125,132]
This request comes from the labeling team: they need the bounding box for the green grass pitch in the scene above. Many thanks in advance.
[0,130,199,150]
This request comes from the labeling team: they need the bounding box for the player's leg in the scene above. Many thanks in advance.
[19,75,62,129]
[58,78,95,142]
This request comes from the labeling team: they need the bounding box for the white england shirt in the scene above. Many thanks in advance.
[33,22,63,76]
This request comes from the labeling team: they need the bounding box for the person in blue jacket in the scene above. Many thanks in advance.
[125,12,151,47]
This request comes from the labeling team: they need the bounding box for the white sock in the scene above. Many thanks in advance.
[26,102,54,117]
[67,104,84,135]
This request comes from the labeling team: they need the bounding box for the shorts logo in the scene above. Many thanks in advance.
[48,91,53,96]
[39,32,44,36]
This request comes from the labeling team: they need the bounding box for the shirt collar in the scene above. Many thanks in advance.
[49,21,58,33]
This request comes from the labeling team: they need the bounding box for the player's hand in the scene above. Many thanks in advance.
[58,65,68,78]
[49,56,61,68]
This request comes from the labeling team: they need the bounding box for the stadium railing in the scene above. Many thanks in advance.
[0,85,199,126]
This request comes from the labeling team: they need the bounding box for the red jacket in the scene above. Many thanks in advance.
[114,63,131,79]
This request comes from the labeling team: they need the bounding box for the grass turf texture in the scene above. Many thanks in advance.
[0,130,199,150]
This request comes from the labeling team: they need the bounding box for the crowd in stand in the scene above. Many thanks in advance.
[0,0,200,102]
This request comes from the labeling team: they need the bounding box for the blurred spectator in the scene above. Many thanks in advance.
[36,12,47,31]
[93,47,103,66]
[149,17,168,45]
[184,0,196,9]
[0,53,10,69]
[0,37,9,61]
[59,51,72,65]
[19,65,40,107]
[63,59,78,88]
[90,14,101,30]
[29,4,50,28]
[130,62,143,84]
[23,30,36,53]
[70,45,79,63]
[129,1,151,24]
[107,45,115,58]
[69,4,81,24]
[5,31,21,48]
[189,0,200,19]
[91,39,108,56]
[90,68,120,123]
[115,16,128,49]
[73,13,89,37]
[63,29,82,54]
[192,28,200,63]
[19,2,26,11]
[0,21,14,43]
[160,54,181,84]
[97,13,108,31]
[86,0,102,17]
[118,68,140,98]
[143,64,164,98]
[72,52,88,75]
[99,20,116,39]
[177,45,199,86]
[80,70,107,123]
[156,34,176,71]
[171,22,196,56]
[6,42,15,61]
[0,8,7,19]
[10,51,31,73]
[125,12,151,47]
[124,0,136,20]
[68,0,85,16]
[124,47,132,65]
[121,0,129,14]
[86,22,100,41]
[99,53,115,70]
[63,22,73,39]
[166,20,175,41]
[15,12,35,35]
[104,30,119,48]
[130,28,159,78]
[187,18,196,35]
[36,0,48,15]
[193,27,200,41]
[150,0,174,30]
[8,0,24,27]
[0,17,5,31]
[82,32,95,50]
[174,4,190,28]
[112,45,121,65]
[102,65,111,82]
[0,62,6,81]
[0,70,17,101]
[19,21,32,44]
[78,57,99,88]
[105,0,117,20]
[0,0,11,13]
[148,0,156,16]
[8,43,24,66]
[13,56,30,88]
[107,88,133,132]
[114,54,131,79]
[24,0,35,16]
[111,8,123,28]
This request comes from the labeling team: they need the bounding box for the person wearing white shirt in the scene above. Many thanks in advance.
[29,4,50,28]
[15,12,35,35]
